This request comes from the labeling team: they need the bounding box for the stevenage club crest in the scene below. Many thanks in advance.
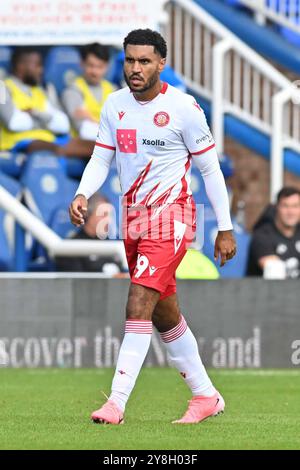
[153,111,170,127]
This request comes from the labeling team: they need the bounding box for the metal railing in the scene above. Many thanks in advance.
[163,0,300,200]
[238,0,300,33]
[0,186,127,271]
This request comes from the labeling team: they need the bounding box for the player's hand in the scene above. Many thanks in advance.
[214,230,237,267]
[69,194,88,227]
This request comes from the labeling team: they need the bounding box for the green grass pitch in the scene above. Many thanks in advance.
[0,368,299,450]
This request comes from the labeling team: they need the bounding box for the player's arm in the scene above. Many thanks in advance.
[69,102,116,226]
[36,100,70,134]
[182,99,236,266]
[0,85,34,131]
[69,151,114,226]
[192,145,236,266]
[62,86,98,139]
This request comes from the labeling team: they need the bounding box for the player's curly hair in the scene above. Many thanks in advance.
[123,29,167,58]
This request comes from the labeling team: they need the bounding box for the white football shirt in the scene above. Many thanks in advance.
[93,82,215,207]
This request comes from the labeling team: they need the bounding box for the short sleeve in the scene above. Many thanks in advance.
[93,99,116,158]
[181,97,215,156]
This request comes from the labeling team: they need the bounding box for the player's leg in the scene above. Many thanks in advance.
[153,292,216,396]
[152,292,181,331]
[108,283,160,409]
[152,292,225,423]
[91,282,160,424]
[91,203,196,424]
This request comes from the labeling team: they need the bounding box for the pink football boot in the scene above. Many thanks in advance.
[173,391,225,424]
[91,399,124,425]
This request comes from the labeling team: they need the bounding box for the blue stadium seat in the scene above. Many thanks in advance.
[0,211,10,270]
[65,157,86,179]
[21,151,80,269]
[105,51,124,87]
[161,65,187,92]
[50,204,78,239]
[21,152,71,224]
[202,218,251,278]
[225,0,242,5]
[0,151,27,178]
[44,46,82,95]
[0,46,11,79]
[0,171,22,271]
[64,177,79,206]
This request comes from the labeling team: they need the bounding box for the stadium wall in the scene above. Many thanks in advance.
[0,277,299,368]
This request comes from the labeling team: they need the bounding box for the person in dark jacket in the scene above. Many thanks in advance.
[247,187,300,278]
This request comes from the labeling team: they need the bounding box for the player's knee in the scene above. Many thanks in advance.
[152,304,181,332]
[152,312,163,330]
[151,293,181,332]
[152,313,180,332]
[126,284,159,320]
[126,297,152,320]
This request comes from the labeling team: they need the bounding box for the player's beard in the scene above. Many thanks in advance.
[124,69,160,95]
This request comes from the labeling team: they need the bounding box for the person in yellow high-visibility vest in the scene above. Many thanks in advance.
[62,43,115,141]
[0,47,70,152]
[0,48,95,158]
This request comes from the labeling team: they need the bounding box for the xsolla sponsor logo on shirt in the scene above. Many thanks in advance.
[142,138,165,147]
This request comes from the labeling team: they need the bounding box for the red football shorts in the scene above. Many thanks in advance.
[122,203,196,300]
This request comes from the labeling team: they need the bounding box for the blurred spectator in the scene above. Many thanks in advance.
[247,187,300,279]
[0,47,69,151]
[55,193,124,274]
[252,203,276,231]
[176,248,220,279]
[62,43,115,141]
[0,47,94,158]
